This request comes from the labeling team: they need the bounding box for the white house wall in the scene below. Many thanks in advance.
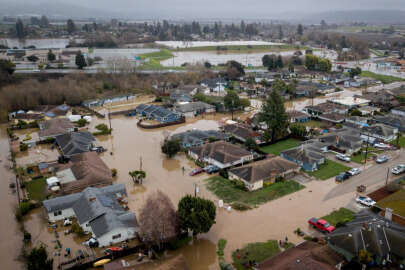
[97,227,136,247]
[47,208,75,223]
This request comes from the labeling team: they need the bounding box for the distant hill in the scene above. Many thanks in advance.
[298,10,405,25]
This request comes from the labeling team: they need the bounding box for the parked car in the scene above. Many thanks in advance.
[355,196,376,207]
[91,146,106,153]
[347,168,362,176]
[392,164,405,175]
[336,153,351,162]
[376,155,389,164]
[308,218,335,233]
[204,165,220,174]
[374,143,391,149]
[189,168,204,176]
[83,237,99,248]
[336,172,351,182]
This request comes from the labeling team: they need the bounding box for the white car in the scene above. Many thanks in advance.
[374,143,391,149]
[348,168,362,176]
[392,164,405,175]
[355,196,376,207]
[336,153,351,162]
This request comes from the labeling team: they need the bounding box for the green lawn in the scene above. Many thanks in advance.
[351,147,383,164]
[260,138,301,156]
[205,176,304,209]
[390,135,405,148]
[369,49,385,57]
[139,49,174,61]
[321,208,355,226]
[25,177,47,201]
[232,240,282,270]
[377,190,405,217]
[308,159,351,180]
[303,120,325,129]
[361,71,405,84]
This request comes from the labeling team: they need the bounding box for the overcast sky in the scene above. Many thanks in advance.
[1,0,404,19]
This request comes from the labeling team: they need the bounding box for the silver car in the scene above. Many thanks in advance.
[336,153,351,162]
[376,155,389,164]
[392,164,405,175]
[348,168,362,176]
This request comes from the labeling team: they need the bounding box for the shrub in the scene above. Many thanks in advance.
[76,118,88,127]
[111,168,117,177]
[154,96,163,102]
[335,123,343,129]
[161,138,181,158]
[219,169,228,179]
[231,202,252,211]
[386,182,401,193]
[167,235,191,250]
[20,143,28,152]
[217,238,227,257]
[71,222,85,236]
[23,231,32,242]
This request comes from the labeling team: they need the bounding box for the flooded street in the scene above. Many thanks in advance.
[0,126,23,269]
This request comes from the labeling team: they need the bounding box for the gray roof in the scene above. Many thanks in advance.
[174,101,215,113]
[362,123,396,138]
[281,144,325,165]
[43,184,137,238]
[90,211,138,238]
[55,131,95,157]
[172,129,229,148]
[327,211,405,262]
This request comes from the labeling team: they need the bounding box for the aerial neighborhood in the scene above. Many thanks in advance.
[1,3,405,270]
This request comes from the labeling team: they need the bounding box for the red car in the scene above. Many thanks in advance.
[189,168,204,176]
[308,218,335,233]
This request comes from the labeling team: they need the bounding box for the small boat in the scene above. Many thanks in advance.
[108,247,123,252]
[93,259,111,267]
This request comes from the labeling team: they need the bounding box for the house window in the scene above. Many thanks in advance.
[53,210,62,216]
[112,234,121,240]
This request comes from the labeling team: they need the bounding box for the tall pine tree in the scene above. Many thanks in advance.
[259,90,288,142]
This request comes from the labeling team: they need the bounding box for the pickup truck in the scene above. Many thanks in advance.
[308,218,335,233]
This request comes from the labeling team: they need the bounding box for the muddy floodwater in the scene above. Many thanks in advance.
[0,126,23,269]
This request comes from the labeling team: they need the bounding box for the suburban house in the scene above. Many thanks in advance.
[391,106,405,117]
[228,156,300,191]
[38,118,75,140]
[200,78,227,94]
[327,96,370,109]
[304,102,348,117]
[355,90,400,110]
[373,114,405,132]
[345,116,369,127]
[222,123,264,144]
[188,141,254,169]
[317,113,345,124]
[54,152,113,194]
[318,132,363,155]
[326,211,405,267]
[358,105,380,116]
[35,104,71,118]
[135,104,181,123]
[360,123,398,143]
[281,144,326,172]
[169,90,192,104]
[178,84,201,96]
[171,129,229,149]
[173,102,216,118]
[43,184,138,247]
[55,131,96,157]
[259,241,343,270]
[287,110,310,123]
[8,110,44,122]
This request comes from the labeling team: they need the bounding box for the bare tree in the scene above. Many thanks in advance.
[138,191,179,249]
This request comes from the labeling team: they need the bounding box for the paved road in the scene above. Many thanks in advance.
[323,150,405,200]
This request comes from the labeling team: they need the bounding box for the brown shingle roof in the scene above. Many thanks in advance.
[60,152,113,194]
[229,156,299,183]
[38,118,74,138]
[189,141,252,164]
[259,241,342,270]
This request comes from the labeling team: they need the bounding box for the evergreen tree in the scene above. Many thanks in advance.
[178,195,216,235]
[278,25,283,40]
[67,19,76,34]
[47,50,56,62]
[16,19,25,39]
[276,55,284,69]
[26,246,53,270]
[297,24,303,36]
[75,51,87,69]
[259,90,288,142]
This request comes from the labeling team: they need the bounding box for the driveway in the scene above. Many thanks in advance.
[326,152,357,168]
[323,150,405,200]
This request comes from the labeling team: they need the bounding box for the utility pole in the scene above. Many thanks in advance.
[385,167,390,186]
[140,156,142,171]
[108,107,112,130]
[363,131,370,170]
